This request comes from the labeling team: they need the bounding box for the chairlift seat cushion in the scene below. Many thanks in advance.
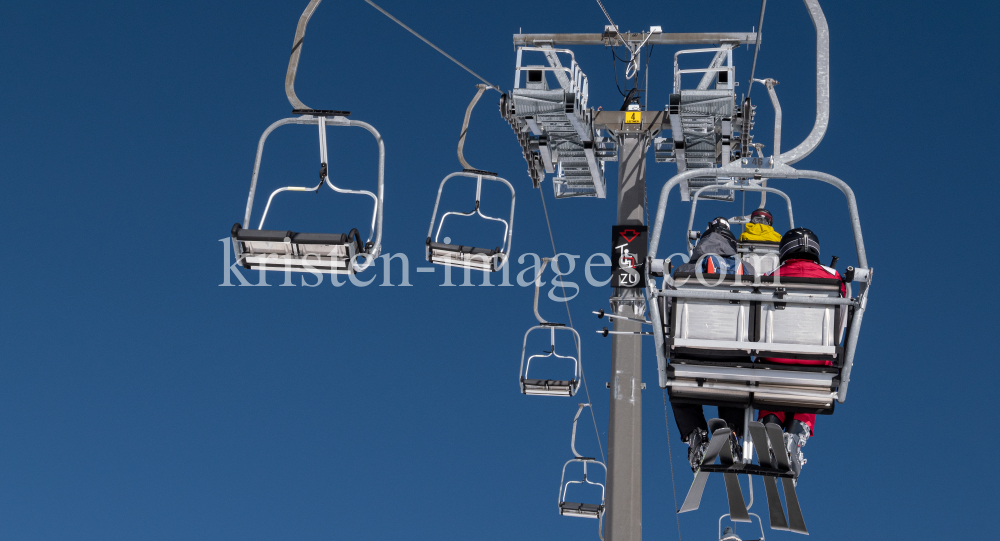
[521,378,578,397]
[427,241,501,272]
[291,232,349,244]
[233,226,358,274]
[559,501,604,518]
[234,228,293,243]
[426,241,498,256]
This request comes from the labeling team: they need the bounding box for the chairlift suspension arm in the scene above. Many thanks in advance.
[285,0,322,111]
[753,78,782,157]
[571,403,589,458]
[457,85,497,172]
[534,258,553,324]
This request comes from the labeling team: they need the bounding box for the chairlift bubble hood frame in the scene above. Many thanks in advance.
[232,0,385,275]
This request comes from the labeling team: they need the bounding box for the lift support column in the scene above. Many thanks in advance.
[606,131,649,541]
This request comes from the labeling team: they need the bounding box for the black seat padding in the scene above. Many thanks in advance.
[427,241,498,256]
[234,228,350,245]
[234,228,293,242]
[291,232,348,244]
[523,378,575,387]
[560,502,603,513]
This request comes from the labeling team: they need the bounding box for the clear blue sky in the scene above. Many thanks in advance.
[1,1,996,540]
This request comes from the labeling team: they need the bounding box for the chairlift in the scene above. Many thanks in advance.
[558,403,607,520]
[643,1,873,527]
[519,258,581,396]
[231,0,384,275]
[426,86,515,272]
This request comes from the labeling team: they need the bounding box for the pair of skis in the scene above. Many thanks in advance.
[679,418,808,535]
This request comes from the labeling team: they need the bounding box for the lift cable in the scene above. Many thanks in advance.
[747,0,767,99]
[662,389,684,541]
[595,0,618,35]
[364,0,499,91]
[539,185,606,465]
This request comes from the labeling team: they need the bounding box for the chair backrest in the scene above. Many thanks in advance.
[667,273,844,359]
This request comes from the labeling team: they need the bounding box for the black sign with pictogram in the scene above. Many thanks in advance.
[611,225,647,288]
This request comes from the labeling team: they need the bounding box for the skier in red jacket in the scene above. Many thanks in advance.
[757,228,845,479]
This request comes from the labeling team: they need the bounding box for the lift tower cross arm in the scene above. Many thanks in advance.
[513,32,758,47]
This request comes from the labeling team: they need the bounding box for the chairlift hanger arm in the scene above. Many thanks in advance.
[457,84,502,173]
[779,0,829,165]
[285,0,322,111]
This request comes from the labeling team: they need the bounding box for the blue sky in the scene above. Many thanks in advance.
[1,1,997,540]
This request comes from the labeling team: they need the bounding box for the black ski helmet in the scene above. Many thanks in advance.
[707,216,730,231]
[750,208,773,226]
[778,228,821,263]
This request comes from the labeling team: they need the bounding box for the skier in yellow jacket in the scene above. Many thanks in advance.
[740,208,783,242]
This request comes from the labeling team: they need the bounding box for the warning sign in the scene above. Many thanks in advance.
[611,225,647,288]
[624,111,642,124]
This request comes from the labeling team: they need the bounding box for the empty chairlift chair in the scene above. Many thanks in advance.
[231,0,385,275]
[426,171,514,272]
[559,404,606,520]
[426,85,515,272]
[519,258,581,396]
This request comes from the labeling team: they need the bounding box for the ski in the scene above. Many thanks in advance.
[765,423,792,472]
[782,477,808,534]
[749,421,788,530]
[719,432,750,522]
[679,426,732,513]
[763,475,789,531]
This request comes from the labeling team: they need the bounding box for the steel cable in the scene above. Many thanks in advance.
[747,0,768,99]
[364,1,499,90]
[662,389,683,541]
[539,185,606,465]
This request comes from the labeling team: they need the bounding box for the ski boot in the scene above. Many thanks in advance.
[685,427,709,472]
[783,420,810,485]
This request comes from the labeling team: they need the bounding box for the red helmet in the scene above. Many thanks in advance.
[749,208,773,226]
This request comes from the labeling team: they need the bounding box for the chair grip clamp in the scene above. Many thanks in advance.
[774,287,787,310]
[317,162,328,193]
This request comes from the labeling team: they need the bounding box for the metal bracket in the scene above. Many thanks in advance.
[774,287,786,310]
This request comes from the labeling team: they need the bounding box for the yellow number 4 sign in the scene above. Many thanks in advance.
[625,111,642,124]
